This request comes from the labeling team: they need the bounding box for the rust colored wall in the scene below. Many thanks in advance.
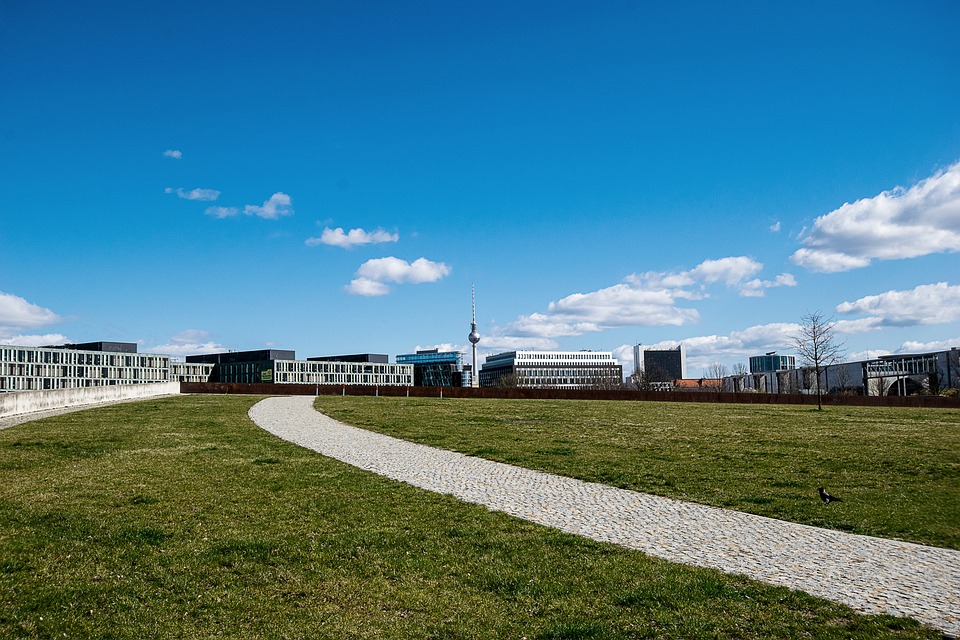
[179,382,960,409]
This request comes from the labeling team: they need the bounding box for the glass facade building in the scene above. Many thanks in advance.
[749,353,796,374]
[396,350,467,387]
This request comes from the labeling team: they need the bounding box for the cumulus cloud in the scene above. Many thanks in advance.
[165,187,220,201]
[148,329,227,358]
[0,333,70,347]
[836,282,960,326]
[0,291,61,328]
[306,227,399,248]
[478,335,561,352]
[898,337,960,352]
[345,278,392,297]
[740,273,798,298]
[0,292,66,347]
[791,161,960,272]
[616,323,802,373]
[346,257,451,296]
[163,149,182,159]
[504,257,794,339]
[244,192,293,219]
[356,257,450,284]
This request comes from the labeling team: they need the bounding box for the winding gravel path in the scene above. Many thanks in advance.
[251,395,959,636]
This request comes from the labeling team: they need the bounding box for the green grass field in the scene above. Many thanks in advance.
[314,396,960,550]
[0,395,944,638]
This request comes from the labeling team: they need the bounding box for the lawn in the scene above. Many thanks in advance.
[0,395,941,638]
[314,396,960,550]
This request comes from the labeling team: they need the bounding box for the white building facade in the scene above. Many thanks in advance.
[480,350,623,389]
[272,359,413,386]
[0,345,169,392]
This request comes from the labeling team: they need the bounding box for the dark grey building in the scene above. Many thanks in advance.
[638,344,687,382]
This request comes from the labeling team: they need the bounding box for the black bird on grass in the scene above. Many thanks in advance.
[818,487,842,504]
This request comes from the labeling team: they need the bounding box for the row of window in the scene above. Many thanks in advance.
[0,348,167,369]
[0,377,137,391]
[515,353,614,363]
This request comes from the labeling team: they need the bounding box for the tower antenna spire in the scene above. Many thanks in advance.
[468,283,480,387]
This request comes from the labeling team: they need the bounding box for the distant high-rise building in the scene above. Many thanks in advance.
[634,344,687,382]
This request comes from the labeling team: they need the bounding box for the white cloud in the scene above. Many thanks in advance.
[163,149,182,159]
[476,335,561,353]
[306,227,399,248]
[166,187,220,201]
[833,317,883,334]
[836,282,960,326]
[620,323,803,373]
[148,329,227,358]
[770,221,781,232]
[740,273,798,298]
[791,161,960,272]
[205,206,240,218]
[848,349,890,362]
[0,291,61,328]
[0,333,70,347]
[347,257,451,296]
[504,257,793,339]
[688,256,764,286]
[345,278,392,297]
[244,192,293,220]
[898,337,960,353]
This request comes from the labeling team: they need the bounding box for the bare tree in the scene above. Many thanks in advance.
[632,363,672,390]
[705,363,728,392]
[732,362,749,392]
[793,311,845,410]
[832,363,856,395]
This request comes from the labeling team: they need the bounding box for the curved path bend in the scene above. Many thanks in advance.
[249,396,960,636]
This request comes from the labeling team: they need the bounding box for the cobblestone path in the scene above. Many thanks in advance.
[249,395,959,636]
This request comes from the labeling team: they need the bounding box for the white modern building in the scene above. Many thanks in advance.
[0,342,169,392]
[479,350,623,389]
[169,361,216,383]
[272,359,412,386]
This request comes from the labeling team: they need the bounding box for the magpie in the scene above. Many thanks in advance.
[818,487,842,504]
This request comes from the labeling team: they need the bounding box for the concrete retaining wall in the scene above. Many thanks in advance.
[0,382,181,418]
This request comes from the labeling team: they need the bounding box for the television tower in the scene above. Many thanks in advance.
[468,283,480,387]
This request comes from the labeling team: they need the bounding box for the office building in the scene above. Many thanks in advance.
[479,350,622,389]
[169,361,216,383]
[0,343,169,392]
[634,344,687,382]
[749,352,796,374]
[185,349,412,386]
[396,349,468,387]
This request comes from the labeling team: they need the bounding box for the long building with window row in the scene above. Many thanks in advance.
[0,343,170,392]
[185,349,413,386]
[479,350,622,389]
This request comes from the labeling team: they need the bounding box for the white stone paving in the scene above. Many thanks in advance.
[249,395,960,636]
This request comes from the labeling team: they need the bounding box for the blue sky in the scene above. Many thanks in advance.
[2,1,959,375]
